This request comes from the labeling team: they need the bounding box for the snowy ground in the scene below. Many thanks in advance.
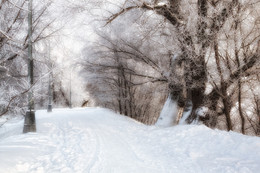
[0,108,260,173]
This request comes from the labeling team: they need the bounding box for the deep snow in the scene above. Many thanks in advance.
[0,108,260,173]
[155,96,178,127]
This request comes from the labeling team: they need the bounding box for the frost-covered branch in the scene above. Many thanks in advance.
[106,2,183,26]
[0,30,12,40]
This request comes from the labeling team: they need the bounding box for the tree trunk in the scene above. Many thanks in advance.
[221,83,233,131]
[238,80,245,134]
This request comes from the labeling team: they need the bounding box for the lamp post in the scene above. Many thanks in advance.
[23,0,36,133]
[47,70,53,112]
[0,66,7,77]
[47,41,52,112]
[69,72,72,109]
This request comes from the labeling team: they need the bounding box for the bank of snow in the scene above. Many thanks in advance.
[0,108,260,173]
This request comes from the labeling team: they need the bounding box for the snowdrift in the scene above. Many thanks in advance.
[0,108,259,173]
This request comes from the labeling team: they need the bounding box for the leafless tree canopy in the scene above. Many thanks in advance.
[80,0,260,135]
[0,0,61,117]
[1,0,259,135]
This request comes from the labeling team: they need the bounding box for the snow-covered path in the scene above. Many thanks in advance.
[0,108,260,173]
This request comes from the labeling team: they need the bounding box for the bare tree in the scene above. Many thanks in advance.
[80,32,167,124]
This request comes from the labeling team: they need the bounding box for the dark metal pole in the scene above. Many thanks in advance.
[47,41,52,112]
[23,0,36,133]
[47,73,53,112]
[69,72,72,109]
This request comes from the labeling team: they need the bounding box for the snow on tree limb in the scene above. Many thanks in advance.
[6,0,28,11]
[106,6,140,25]
[0,30,12,40]
[106,2,184,26]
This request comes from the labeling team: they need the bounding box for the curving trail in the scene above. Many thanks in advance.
[0,108,161,173]
[0,108,260,173]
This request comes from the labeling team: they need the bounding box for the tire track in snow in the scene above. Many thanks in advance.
[28,116,92,173]
[89,123,150,172]
[56,121,85,171]
[83,127,102,173]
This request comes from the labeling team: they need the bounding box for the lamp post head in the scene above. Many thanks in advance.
[0,66,8,77]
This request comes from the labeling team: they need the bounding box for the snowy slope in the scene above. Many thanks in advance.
[0,108,260,173]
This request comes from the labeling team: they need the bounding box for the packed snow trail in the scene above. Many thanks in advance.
[0,108,260,173]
